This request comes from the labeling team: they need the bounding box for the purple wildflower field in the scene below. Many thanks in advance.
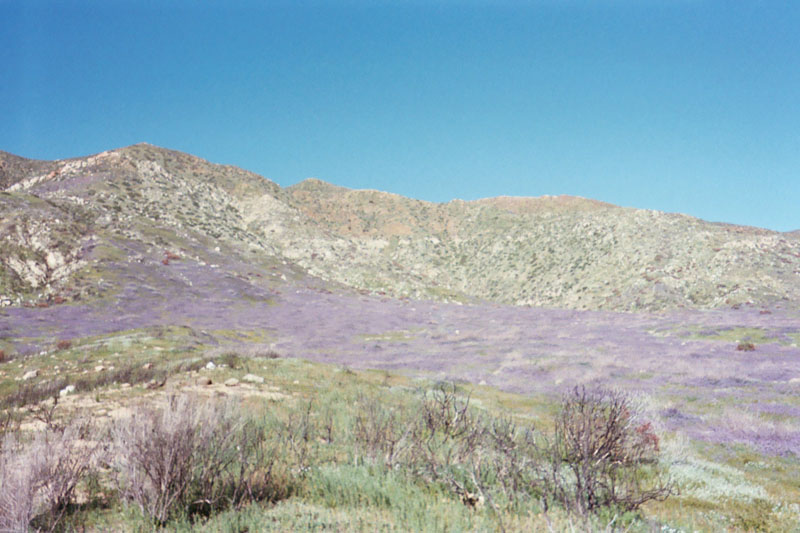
[2,243,800,458]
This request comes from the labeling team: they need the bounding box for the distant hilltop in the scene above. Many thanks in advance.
[2,143,800,312]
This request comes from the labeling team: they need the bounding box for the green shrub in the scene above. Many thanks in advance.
[731,498,776,532]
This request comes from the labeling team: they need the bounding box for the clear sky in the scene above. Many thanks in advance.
[2,1,799,231]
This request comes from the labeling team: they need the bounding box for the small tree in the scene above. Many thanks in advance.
[539,386,674,515]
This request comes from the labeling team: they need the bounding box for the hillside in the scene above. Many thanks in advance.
[3,144,800,532]
[2,144,799,312]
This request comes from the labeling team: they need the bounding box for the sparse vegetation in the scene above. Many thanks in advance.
[4,144,800,311]
[1,359,173,409]
[0,373,682,531]
[1,340,799,531]
[2,145,800,531]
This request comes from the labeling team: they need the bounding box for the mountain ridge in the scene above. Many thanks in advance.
[1,143,798,312]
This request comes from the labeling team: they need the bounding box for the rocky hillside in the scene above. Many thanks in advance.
[2,144,799,311]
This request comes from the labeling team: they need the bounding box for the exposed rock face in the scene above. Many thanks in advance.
[0,193,90,298]
[0,151,59,190]
[1,143,799,312]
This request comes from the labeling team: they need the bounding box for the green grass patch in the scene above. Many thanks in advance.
[691,327,775,344]
[356,330,418,343]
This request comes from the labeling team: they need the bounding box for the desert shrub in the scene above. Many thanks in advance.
[478,415,540,507]
[180,381,672,528]
[231,424,296,506]
[272,398,321,475]
[113,395,233,523]
[351,383,532,520]
[351,383,482,469]
[112,394,291,525]
[537,386,674,515]
[731,498,776,532]
[0,419,103,532]
[1,378,68,409]
[0,434,41,532]
[56,339,72,351]
[30,420,104,529]
[407,384,487,495]
[418,382,478,440]
[0,410,18,439]
[30,395,63,433]
[353,394,413,466]
[1,360,185,410]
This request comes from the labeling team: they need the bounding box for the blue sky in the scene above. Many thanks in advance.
[2,1,799,231]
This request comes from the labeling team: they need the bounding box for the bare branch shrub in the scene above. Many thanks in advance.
[112,395,235,523]
[374,384,499,513]
[327,382,675,521]
[0,419,103,532]
[411,383,484,472]
[419,382,475,439]
[226,421,295,507]
[538,386,674,515]
[112,394,291,525]
[1,362,169,410]
[353,394,412,466]
[351,383,531,516]
[0,432,42,532]
[30,395,63,433]
[1,378,68,410]
[268,398,318,477]
[481,415,540,505]
[33,419,104,529]
[0,410,19,439]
